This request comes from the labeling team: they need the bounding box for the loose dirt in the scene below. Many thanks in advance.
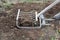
[0,2,60,40]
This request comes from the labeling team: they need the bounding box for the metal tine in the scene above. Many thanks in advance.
[16,9,20,21]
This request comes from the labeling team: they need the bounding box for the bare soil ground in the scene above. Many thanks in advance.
[0,2,60,40]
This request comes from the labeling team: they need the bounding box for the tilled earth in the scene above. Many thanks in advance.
[0,2,60,40]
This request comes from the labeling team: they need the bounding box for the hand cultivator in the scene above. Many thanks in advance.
[16,0,60,29]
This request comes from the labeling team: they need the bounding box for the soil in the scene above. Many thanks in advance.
[0,2,60,40]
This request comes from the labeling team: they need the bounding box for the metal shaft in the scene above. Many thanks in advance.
[37,0,60,18]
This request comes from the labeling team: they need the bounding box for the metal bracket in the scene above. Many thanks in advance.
[39,14,54,28]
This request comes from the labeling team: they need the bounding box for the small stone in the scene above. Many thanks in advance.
[22,35,25,38]
[51,24,54,27]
